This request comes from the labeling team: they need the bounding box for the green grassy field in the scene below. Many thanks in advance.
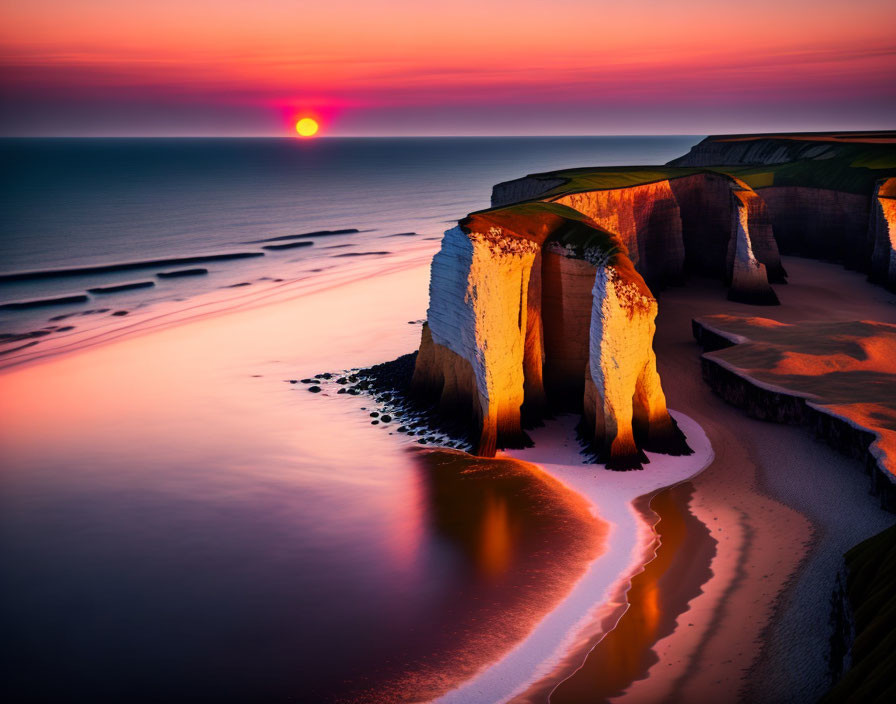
[504,140,896,200]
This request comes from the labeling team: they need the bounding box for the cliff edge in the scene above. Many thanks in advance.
[412,202,689,468]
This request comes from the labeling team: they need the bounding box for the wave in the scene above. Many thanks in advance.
[0,252,265,283]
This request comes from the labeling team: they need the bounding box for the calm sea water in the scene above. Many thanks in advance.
[0,137,697,340]
[0,137,699,701]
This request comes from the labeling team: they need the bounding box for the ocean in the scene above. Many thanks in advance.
[0,136,701,701]
[0,137,697,351]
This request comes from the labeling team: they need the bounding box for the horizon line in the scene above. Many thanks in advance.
[2,128,892,140]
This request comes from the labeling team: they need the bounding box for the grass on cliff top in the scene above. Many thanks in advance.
[728,144,896,194]
[704,130,896,144]
[530,166,704,197]
[463,200,619,249]
[463,200,651,295]
[520,142,896,198]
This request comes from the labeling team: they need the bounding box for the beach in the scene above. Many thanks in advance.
[3,136,895,703]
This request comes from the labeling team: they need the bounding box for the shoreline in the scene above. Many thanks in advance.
[433,411,714,704]
[626,256,896,701]
[0,242,438,372]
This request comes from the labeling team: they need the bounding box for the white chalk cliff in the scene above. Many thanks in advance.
[412,203,689,468]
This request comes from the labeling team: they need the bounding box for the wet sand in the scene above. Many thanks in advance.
[548,482,716,703]
[612,257,895,702]
[437,413,714,704]
[467,256,895,704]
[345,449,607,703]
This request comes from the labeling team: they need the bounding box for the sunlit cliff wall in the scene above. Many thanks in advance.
[551,182,684,289]
[757,187,871,269]
[492,171,781,303]
[412,203,689,468]
[668,132,896,280]
[868,178,896,291]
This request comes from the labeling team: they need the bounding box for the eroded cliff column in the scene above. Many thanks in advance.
[412,202,689,465]
[412,224,539,456]
[583,259,684,468]
[870,177,896,291]
[727,190,780,305]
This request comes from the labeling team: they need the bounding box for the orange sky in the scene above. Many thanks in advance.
[1,0,894,135]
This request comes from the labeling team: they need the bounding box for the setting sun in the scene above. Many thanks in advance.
[295,117,319,137]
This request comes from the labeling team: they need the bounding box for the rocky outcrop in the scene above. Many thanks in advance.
[412,202,689,467]
[692,316,896,510]
[584,261,684,468]
[413,222,539,456]
[821,523,896,704]
[869,177,896,291]
[727,188,780,304]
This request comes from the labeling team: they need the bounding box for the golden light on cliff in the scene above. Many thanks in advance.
[295,117,319,137]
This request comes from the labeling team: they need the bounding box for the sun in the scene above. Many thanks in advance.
[295,117,319,137]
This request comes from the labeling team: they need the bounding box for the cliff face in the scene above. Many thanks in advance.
[666,132,896,280]
[412,203,689,467]
[727,188,780,304]
[584,263,681,467]
[551,181,685,289]
[413,224,539,456]
[757,187,871,269]
[869,178,896,291]
[546,172,780,302]
[491,175,565,207]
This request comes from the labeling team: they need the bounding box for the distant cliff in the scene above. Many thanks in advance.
[668,131,896,167]
[493,133,896,293]
[670,132,896,286]
[411,202,690,468]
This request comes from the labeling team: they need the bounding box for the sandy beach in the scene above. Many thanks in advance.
[434,256,896,703]
[614,256,896,702]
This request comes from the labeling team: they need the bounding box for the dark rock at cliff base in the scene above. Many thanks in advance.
[344,351,477,450]
[308,385,321,393]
